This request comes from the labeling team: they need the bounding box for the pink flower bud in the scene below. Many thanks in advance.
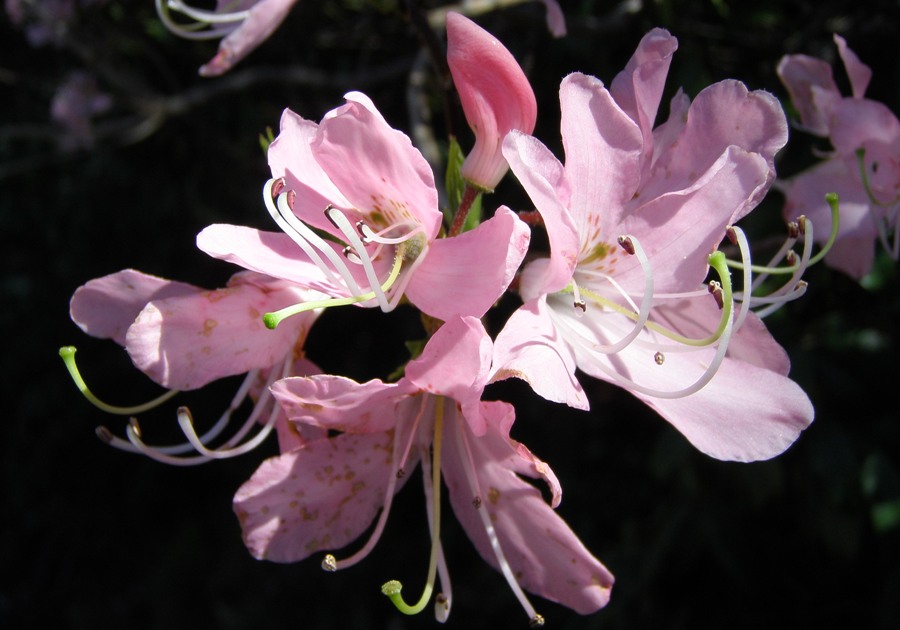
[446,12,537,191]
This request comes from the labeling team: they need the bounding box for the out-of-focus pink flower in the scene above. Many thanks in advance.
[494,29,814,462]
[50,72,112,150]
[155,0,299,76]
[778,35,899,279]
[459,0,566,37]
[236,316,613,622]
[447,12,537,191]
[198,92,529,324]
[6,0,106,47]
[67,268,324,461]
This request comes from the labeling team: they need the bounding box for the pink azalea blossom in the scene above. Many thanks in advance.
[198,92,530,324]
[777,34,899,279]
[155,0,299,76]
[235,316,613,622]
[447,12,537,191]
[493,29,814,462]
[67,268,324,461]
[50,71,113,150]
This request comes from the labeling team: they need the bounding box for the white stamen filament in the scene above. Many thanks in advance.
[323,396,429,572]
[154,0,241,40]
[165,0,252,24]
[119,355,290,466]
[452,410,541,624]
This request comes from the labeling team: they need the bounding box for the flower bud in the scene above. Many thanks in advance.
[446,12,537,191]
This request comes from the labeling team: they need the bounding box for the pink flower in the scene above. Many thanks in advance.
[155,0,299,76]
[50,71,112,150]
[66,268,324,462]
[493,29,814,462]
[777,35,899,279]
[447,12,537,191]
[198,92,530,324]
[235,316,613,622]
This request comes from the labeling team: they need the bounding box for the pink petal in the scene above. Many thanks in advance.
[404,206,530,319]
[559,73,643,248]
[446,12,537,190]
[776,53,839,135]
[644,80,787,211]
[560,304,814,462]
[199,0,298,76]
[405,316,492,433]
[268,108,353,235]
[540,0,566,37]
[492,297,588,410]
[312,94,441,238]
[442,402,613,614]
[233,431,396,562]
[502,130,579,297]
[833,34,872,99]
[271,375,411,434]
[125,281,316,390]
[69,269,199,346]
[609,27,678,166]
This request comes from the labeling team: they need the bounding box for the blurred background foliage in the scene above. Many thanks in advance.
[2,0,899,628]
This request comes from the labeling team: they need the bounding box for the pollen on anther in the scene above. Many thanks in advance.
[654,352,665,366]
[529,613,546,628]
[472,496,482,509]
[617,235,635,255]
[321,554,337,572]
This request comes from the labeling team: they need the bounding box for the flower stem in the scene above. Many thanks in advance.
[448,184,480,237]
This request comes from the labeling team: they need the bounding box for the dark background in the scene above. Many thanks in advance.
[2,1,899,628]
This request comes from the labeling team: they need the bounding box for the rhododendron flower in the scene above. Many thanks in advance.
[447,12,537,191]
[235,316,613,623]
[198,92,530,324]
[64,268,324,462]
[155,0,299,76]
[778,34,899,279]
[494,29,814,462]
[50,71,112,150]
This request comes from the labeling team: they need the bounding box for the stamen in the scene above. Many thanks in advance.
[452,406,543,623]
[382,397,445,616]
[59,346,179,415]
[165,0,251,24]
[154,0,241,40]
[322,396,429,572]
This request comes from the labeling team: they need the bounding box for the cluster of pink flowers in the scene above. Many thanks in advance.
[62,6,900,624]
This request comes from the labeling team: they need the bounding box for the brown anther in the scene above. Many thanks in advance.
[286,189,297,209]
[271,177,286,198]
[654,351,665,366]
[95,426,114,444]
[573,299,587,313]
[177,406,194,424]
[787,221,800,239]
[796,280,808,291]
[128,417,142,439]
[323,204,340,229]
[707,280,724,309]
[396,468,406,479]
[342,245,354,258]
[529,613,546,628]
[785,250,798,265]
[321,554,337,572]
[797,215,807,236]
[472,496,482,509]
[617,235,635,255]
[355,220,370,242]
[725,226,738,245]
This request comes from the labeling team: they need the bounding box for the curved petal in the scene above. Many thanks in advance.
[125,281,316,390]
[199,0,298,77]
[503,130,579,297]
[69,269,199,346]
[313,94,441,238]
[834,34,871,99]
[776,53,839,135]
[404,207,530,319]
[405,316,492,433]
[492,297,587,410]
[233,430,396,562]
[271,374,412,434]
[442,402,613,614]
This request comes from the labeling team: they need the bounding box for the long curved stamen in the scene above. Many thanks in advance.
[154,0,241,39]
[263,179,362,293]
[99,368,258,456]
[59,346,179,415]
[452,407,543,626]
[560,251,735,399]
[322,396,429,572]
[753,222,814,318]
[382,397,445,616]
[325,207,395,311]
[120,356,289,466]
[573,235,654,353]
[263,250,403,329]
[165,0,252,25]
